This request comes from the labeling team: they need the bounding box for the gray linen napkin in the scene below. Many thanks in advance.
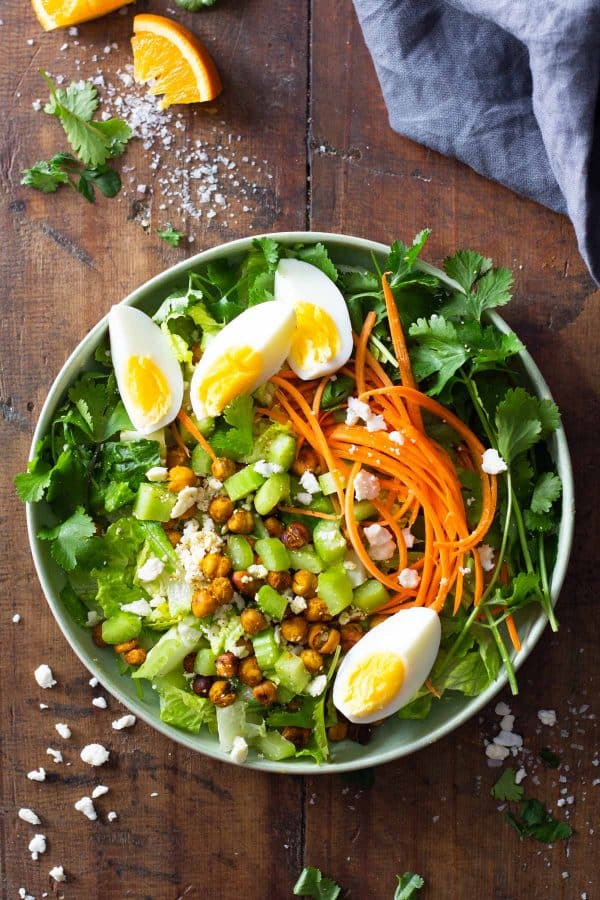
[353,0,600,284]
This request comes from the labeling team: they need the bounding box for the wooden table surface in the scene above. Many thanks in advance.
[1,1,599,898]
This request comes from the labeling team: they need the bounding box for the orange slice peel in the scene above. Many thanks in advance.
[31,0,133,31]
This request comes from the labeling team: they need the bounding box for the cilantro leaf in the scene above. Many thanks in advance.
[443,249,491,291]
[409,316,468,394]
[175,0,217,7]
[468,267,513,318]
[491,768,524,802]
[495,388,543,463]
[321,374,354,410]
[157,225,185,247]
[209,395,255,460]
[78,165,121,202]
[394,872,425,899]
[293,867,341,900]
[14,459,53,502]
[439,263,512,321]
[507,798,572,843]
[530,472,562,515]
[20,153,75,193]
[254,236,279,269]
[38,507,96,571]
[45,79,98,121]
[293,242,338,282]
[460,322,524,373]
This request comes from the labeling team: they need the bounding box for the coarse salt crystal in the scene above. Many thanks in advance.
[34,664,56,689]
[485,744,510,761]
[74,796,97,820]
[481,448,508,475]
[112,714,136,730]
[538,709,557,727]
[80,743,109,766]
[19,808,42,825]
[398,568,420,589]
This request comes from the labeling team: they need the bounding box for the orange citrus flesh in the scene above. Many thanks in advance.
[32,0,133,31]
[131,14,222,108]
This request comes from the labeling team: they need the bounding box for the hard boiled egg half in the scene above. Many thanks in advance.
[109,305,184,435]
[190,301,296,420]
[332,608,441,724]
[274,259,353,380]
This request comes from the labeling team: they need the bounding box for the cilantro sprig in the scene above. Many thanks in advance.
[21,71,132,203]
[157,225,185,247]
[491,769,572,843]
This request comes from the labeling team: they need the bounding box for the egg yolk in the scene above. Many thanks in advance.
[339,652,405,718]
[125,356,171,426]
[290,302,340,370]
[196,346,262,415]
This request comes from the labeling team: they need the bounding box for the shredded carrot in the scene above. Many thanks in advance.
[278,506,341,521]
[176,409,216,461]
[506,614,522,652]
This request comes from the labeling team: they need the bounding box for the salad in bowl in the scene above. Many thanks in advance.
[17,231,573,770]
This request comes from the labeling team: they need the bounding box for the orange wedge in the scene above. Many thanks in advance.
[32,0,133,30]
[131,14,222,109]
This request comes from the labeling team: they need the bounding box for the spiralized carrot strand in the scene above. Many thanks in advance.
[255,406,290,425]
[278,506,341,521]
[506,614,522,653]
[176,410,215,461]
[381,272,423,430]
[170,421,190,458]
[354,310,377,396]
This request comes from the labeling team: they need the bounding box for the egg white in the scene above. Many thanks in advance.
[109,305,184,435]
[274,258,353,380]
[332,607,441,724]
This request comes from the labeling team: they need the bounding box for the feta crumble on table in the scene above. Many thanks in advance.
[477,543,495,572]
[91,785,109,799]
[299,470,320,494]
[39,703,48,710]
[74,796,97,820]
[112,714,136,730]
[120,598,153,616]
[46,748,63,763]
[538,708,557,727]
[49,865,66,883]
[89,676,99,688]
[398,568,421,589]
[353,469,380,501]
[34,664,56,689]
[80,743,110,766]
[307,674,327,697]
[92,697,108,710]
[18,808,42,825]
[12,613,21,623]
[481,448,508,475]
[28,833,47,860]
[55,723,71,740]
[146,465,168,482]
[230,735,249,765]
[18,889,35,900]
[135,556,165,583]
[27,768,46,782]
[107,811,118,822]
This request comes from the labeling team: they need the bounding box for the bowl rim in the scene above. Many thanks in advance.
[26,230,575,774]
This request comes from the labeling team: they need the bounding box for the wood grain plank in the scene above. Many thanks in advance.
[307,2,600,898]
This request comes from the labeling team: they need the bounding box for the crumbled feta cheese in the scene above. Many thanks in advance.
[92,697,108,710]
[19,808,42,825]
[89,676,99,688]
[477,544,495,572]
[39,703,48,710]
[369,541,396,561]
[91,785,109,799]
[485,743,510,761]
[253,459,283,477]
[18,889,35,900]
[495,701,511,716]
[296,491,313,505]
[136,556,165,583]
[398,568,421,589]
[290,595,308,614]
[481,448,508,475]
[120,598,153,616]
[365,413,386,432]
[12,613,21,623]
[80,743,110,766]
[49,866,66,883]
[55,723,71,740]
[389,430,404,445]
[170,486,199,518]
[247,564,268,579]
[459,566,471,576]
[34,664,56,689]
[515,767,527,784]
[46,748,63,763]
[86,610,102,627]
[74,796,97,820]
[401,527,415,549]
[27,768,46,782]
[146,466,168,482]
[307,675,327,697]
[363,523,390,546]
[345,396,370,426]
[353,469,380,501]
[28,833,47,860]
[107,811,118,822]
[175,519,224,582]
[300,470,321,494]
[112,714,136,730]
[230,736,249,765]
[538,709,557,727]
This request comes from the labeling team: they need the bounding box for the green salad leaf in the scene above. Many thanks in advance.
[158,684,217,733]
[293,867,341,900]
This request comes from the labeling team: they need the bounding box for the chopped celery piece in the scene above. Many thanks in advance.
[252,627,279,669]
[139,520,179,568]
[353,500,377,522]
[194,648,217,675]
[191,443,212,476]
[225,465,265,501]
[287,546,324,574]
[252,516,269,539]
[353,578,390,612]
[256,584,288,621]
[256,730,296,761]
[217,700,246,752]
[133,483,176,522]
[275,651,311,694]
[276,684,295,705]
[343,550,368,588]
[317,565,353,616]
[255,537,291,572]
[318,470,347,496]
[313,519,347,565]
[133,619,201,679]
[254,472,290,516]
[227,535,254,571]
[266,433,296,471]
[101,611,142,644]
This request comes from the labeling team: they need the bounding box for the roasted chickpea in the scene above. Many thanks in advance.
[232,571,265,598]
[200,553,232,580]
[210,576,234,605]
[123,647,147,666]
[164,528,182,547]
[192,675,214,697]
[239,656,263,687]
[292,569,318,598]
[191,341,202,364]
[240,607,268,635]
[114,638,138,654]
[227,509,255,534]
[305,597,332,622]
[236,637,253,657]
[215,651,239,678]
[266,570,293,592]
[183,652,197,674]
[168,465,197,493]
[191,587,220,618]
[209,679,237,707]
[291,446,321,477]
[327,722,349,742]
[252,680,278,707]
[340,623,365,652]
[281,521,309,550]
[92,623,107,648]
[280,616,308,643]
[281,726,311,749]
[208,496,234,523]
[166,446,189,469]
[211,457,237,481]
[308,624,340,654]
[300,648,324,674]
[264,516,284,537]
